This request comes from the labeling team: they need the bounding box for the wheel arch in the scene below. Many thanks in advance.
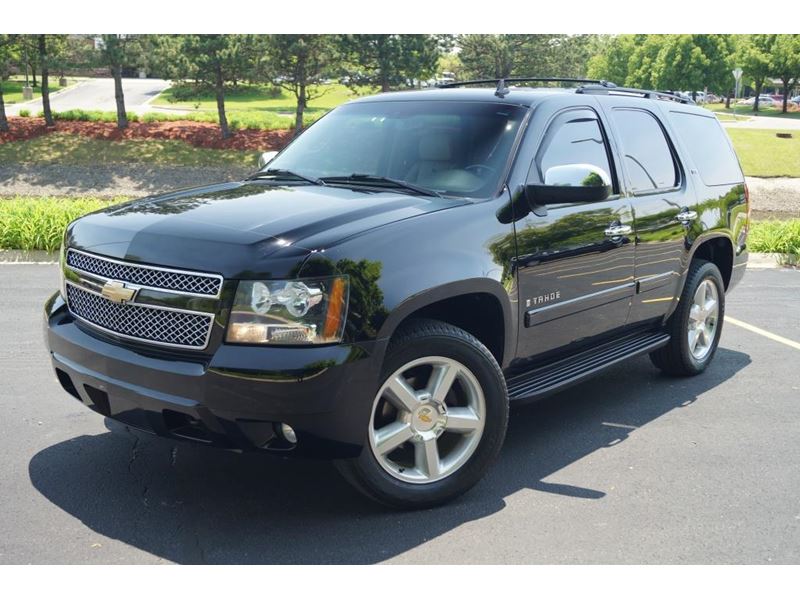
[689,233,734,290]
[377,278,516,369]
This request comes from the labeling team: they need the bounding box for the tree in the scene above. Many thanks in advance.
[587,34,639,85]
[99,34,145,129]
[458,35,529,79]
[338,34,445,91]
[156,35,258,139]
[738,34,775,112]
[770,35,800,113]
[514,35,604,79]
[266,35,337,136]
[38,35,54,126]
[458,34,603,83]
[0,35,17,132]
[652,35,710,99]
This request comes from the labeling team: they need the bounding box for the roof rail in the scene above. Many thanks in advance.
[438,77,618,97]
[576,84,695,105]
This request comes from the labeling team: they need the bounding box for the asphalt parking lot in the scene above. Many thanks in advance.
[1,263,798,564]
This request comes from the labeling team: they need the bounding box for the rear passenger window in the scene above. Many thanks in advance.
[536,111,614,187]
[669,111,742,186]
[611,109,678,193]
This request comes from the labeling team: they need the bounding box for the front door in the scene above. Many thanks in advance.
[515,107,635,359]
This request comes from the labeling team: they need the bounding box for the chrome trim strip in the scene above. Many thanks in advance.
[66,248,224,299]
[65,282,214,350]
[525,281,635,327]
[636,270,677,294]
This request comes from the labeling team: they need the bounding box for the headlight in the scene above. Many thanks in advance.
[226,276,349,345]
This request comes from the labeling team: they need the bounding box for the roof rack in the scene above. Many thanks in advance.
[437,77,617,98]
[576,84,695,105]
[436,77,696,105]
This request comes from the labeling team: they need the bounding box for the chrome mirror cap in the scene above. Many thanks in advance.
[544,163,611,188]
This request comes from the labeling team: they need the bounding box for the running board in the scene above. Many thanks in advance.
[506,330,671,402]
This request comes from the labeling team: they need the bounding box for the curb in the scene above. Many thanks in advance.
[747,252,798,269]
[0,249,58,264]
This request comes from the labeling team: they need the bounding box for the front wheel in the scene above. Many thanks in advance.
[335,319,509,509]
[650,259,725,376]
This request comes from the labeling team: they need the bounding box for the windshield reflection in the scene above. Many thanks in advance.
[266,100,527,198]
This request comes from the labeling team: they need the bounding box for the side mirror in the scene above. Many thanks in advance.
[526,164,612,206]
[258,150,279,169]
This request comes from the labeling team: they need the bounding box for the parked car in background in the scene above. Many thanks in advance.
[737,95,775,107]
[683,91,705,103]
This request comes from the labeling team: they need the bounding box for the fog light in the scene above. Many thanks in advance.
[280,423,297,444]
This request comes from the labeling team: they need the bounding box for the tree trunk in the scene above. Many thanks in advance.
[214,61,230,139]
[725,92,731,109]
[39,35,54,127]
[753,80,763,113]
[781,77,790,113]
[0,84,8,132]
[31,64,37,88]
[112,63,128,129]
[294,82,306,137]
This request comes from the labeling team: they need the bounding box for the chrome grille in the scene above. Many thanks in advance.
[66,249,222,297]
[66,284,213,349]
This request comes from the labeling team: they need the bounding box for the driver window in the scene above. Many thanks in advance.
[533,111,615,192]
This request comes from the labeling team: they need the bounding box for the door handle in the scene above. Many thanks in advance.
[676,210,698,223]
[604,224,632,237]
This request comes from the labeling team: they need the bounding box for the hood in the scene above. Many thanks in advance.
[66,181,466,278]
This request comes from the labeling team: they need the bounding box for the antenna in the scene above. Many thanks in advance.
[495,78,510,98]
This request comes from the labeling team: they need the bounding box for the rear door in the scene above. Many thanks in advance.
[598,99,694,324]
[514,104,635,359]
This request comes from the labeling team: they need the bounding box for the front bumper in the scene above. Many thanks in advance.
[45,293,385,458]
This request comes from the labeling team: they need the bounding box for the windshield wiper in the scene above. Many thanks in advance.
[321,174,442,198]
[248,168,325,186]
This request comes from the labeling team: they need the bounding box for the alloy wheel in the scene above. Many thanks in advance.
[368,356,486,484]
[687,278,719,360]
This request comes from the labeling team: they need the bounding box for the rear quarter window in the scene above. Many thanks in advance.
[668,111,743,186]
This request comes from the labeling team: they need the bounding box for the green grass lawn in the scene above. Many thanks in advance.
[726,129,800,178]
[705,102,800,120]
[155,83,365,115]
[0,134,258,168]
[2,77,73,104]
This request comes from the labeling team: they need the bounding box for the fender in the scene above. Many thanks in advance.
[376,278,518,369]
[662,230,735,321]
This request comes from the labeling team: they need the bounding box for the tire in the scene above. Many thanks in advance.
[335,318,509,509]
[650,259,725,376]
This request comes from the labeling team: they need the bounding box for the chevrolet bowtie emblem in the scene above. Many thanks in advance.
[101,280,136,304]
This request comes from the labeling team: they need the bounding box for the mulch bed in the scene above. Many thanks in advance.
[0,117,292,151]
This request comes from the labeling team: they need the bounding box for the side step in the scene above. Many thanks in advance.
[506,330,670,402]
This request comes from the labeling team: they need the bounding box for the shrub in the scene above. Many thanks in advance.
[0,197,123,252]
[749,219,800,256]
[42,109,140,123]
[18,109,30,118]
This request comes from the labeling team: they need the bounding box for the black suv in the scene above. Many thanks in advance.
[45,78,749,508]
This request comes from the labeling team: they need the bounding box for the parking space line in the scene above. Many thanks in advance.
[726,316,800,351]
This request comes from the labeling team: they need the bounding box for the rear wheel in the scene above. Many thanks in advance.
[650,259,725,376]
[335,319,508,509]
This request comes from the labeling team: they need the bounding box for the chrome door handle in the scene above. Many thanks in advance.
[604,224,632,237]
[676,210,698,222]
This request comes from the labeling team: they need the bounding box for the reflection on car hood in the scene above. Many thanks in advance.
[65,181,467,278]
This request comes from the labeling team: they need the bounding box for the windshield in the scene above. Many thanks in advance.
[266,100,528,198]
